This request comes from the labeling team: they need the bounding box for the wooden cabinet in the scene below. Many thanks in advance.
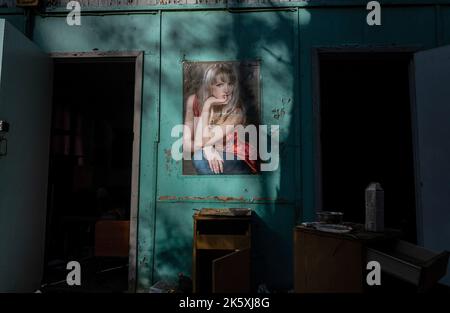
[193,213,251,293]
[294,225,399,293]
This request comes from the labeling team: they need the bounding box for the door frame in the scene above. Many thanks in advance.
[49,51,143,292]
[311,46,421,223]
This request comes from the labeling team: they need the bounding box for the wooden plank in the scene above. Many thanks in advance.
[213,249,250,293]
[196,234,250,250]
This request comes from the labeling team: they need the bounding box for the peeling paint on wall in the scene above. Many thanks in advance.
[272,97,291,120]
[158,195,290,203]
[164,148,174,175]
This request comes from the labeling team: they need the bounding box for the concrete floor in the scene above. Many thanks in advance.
[41,257,128,293]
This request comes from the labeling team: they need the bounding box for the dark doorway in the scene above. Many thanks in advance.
[42,59,136,292]
[317,52,417,243]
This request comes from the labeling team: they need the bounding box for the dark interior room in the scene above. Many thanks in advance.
[319,53,417,243]
[42,60,135,292]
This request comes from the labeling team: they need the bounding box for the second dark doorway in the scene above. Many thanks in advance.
[318,52,417,243]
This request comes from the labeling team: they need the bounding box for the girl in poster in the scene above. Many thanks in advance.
[183,63,259,175]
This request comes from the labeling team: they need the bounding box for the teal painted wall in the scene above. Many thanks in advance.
[31,9,300,291]
[0,2,445,290]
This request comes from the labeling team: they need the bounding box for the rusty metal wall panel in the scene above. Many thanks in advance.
[0,0,290,7]
[5,0,450,8]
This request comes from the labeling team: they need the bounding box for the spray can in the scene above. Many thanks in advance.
[365,182,384,232]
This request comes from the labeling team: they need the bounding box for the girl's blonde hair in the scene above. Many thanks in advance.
[199,63,245,125]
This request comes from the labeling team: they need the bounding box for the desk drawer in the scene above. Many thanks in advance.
[366,240,449,291]
[196,234,250,250]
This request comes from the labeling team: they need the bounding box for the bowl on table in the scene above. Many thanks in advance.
[316,211,344,224]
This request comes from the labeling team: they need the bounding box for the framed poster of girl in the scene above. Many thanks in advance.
[182,61,261,175]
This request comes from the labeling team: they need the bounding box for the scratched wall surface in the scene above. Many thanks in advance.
[1,2,448,291]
